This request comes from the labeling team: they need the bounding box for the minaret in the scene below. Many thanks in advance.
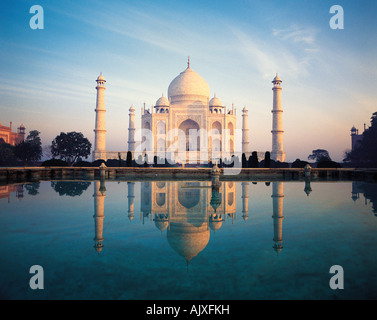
[242,107,249,154]
[93,180,106,253]
[128,105,136,152]
[93,73,107,161]
[127,182,135,221]
[271,182,284,253]
[241,182,249,221]
[271,74,285,162]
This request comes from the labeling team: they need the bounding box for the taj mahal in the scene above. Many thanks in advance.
[93,58,285,164]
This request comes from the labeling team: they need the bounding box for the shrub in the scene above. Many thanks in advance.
[291,159,310,168]
[41,159,69,167]
[73,161,93,167]
[317,160,342,168]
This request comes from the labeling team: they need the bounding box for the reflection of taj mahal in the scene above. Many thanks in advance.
[93,58,286,163]
[139,179,236,265]
[92,180,286,266]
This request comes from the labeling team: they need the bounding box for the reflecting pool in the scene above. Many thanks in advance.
[1,178,377,300]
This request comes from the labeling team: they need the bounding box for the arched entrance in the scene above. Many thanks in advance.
[178,119,200,151]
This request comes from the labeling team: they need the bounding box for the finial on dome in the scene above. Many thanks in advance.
[187,56,190,69]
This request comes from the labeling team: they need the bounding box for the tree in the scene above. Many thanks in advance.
[14,130,42,165]
[264,151,271,168]
[241,153,247,168]
[308,149,331,162]
[0,142,16,165]
[248,151,259,168]
[51,181,91,197]
[291,158,309,168]
[126,151,133,167]
[51,132,91,165]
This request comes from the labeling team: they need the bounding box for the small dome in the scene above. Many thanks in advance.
[351,126,357,132]
[155,94,170,107]
[273,73,281,82]
[209,95,223,107]
[97,73,105,81]
[154,218,169,232]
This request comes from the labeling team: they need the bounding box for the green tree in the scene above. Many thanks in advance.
[308,149,331,162]
[126,151,133,167]
[264,151,271,168]
[51,132,91,165]
[241,153,247,168]
[0,142,15,165]
[51,181,91,197]
[14,130,42,165]
[248,151,259,168]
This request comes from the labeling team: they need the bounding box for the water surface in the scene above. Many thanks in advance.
[0,179,376,300]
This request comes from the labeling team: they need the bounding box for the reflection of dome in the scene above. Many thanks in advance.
[209,215,223,232]
[273,243,283,254]
[209,95,222,107]
[168,65,210,105]
[167,223,210,263]
[95,247,103,253]
[209,220,222,232]
[154,214,169,232]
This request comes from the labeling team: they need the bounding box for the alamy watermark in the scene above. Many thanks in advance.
[329,265,344,290]
[329,5,344,30]
[132,127,243,175]
[29,5,44,30]
[29,265,44,290]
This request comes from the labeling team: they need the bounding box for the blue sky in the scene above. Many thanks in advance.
[1,0,376,162]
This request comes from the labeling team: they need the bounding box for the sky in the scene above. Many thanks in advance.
[1,0,376,162]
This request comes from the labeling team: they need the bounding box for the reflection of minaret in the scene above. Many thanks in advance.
[141,182,151,224]
[93,180,106,253]
[127,182,135,221]
[351,181,361,202]
[241,182,249,221]
[271,182,284,253]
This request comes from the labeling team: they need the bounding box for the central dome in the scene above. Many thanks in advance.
[168,65,210,105]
